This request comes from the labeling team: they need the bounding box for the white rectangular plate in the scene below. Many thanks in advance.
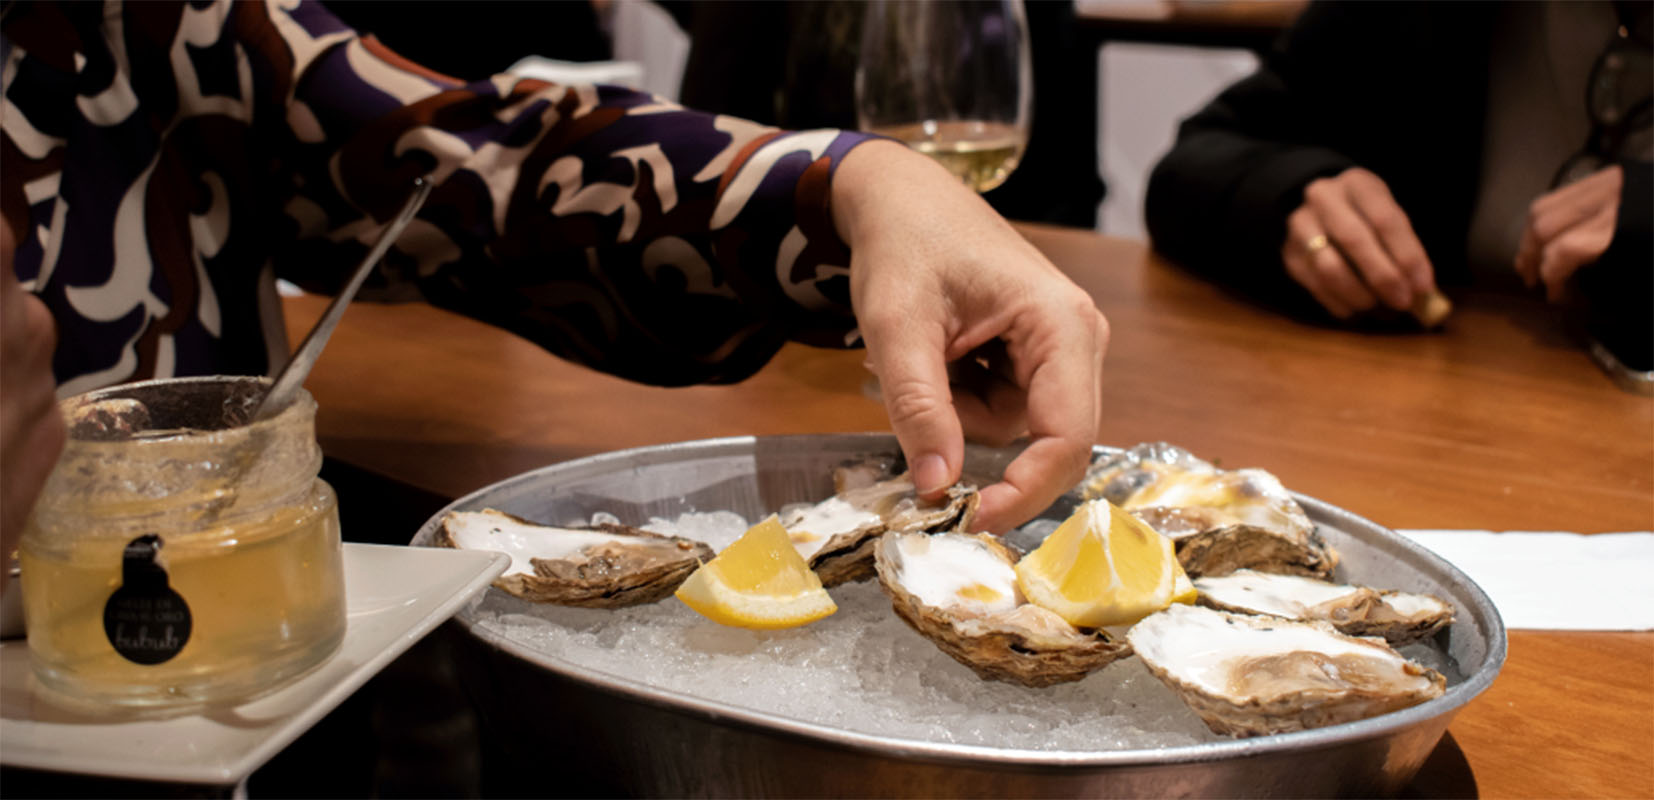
[0,543,508,785]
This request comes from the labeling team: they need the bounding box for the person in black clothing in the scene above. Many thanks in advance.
[1145,1,1651,375]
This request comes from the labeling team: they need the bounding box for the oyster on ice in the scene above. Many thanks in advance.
[783,461,979,586]
[874,531,1132,688]
[1196,569,1454,646]
[440,509,714,607]
[1083,442,1336,578]
[1128,604,1446,737]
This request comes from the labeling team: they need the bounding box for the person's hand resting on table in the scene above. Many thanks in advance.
[1515,165,1624,302]
[832,141,1109,534]
[1279,167,1440,320]
[1,221,66,591]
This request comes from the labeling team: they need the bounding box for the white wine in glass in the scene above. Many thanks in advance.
[855,0,1032,193]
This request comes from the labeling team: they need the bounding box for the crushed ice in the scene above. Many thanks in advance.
[469,510,1223,752]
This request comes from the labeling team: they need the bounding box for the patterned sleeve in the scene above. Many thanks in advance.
[270,2,872,386]
[0,0,873,392]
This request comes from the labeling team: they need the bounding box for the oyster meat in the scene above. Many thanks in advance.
[875,530,1131,688]
[1127,604,1446,737]
[440,509,714,607]
[1196,569,1454,646]
[1083,442,1336,578]
[783,461,978,586]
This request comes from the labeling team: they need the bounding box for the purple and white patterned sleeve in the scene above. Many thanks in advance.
[1,0,877,391]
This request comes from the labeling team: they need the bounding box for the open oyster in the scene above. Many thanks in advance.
[1195,569,1454,646]
[783,461,978,586]
[1127,604,1446,737]
[1082,442,1336,578]
[874,531,1131,688]
[440,509,714,607]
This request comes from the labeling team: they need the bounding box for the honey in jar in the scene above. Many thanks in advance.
[19,376,346,710]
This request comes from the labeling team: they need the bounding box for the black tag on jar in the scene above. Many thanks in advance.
[103,534,192,665]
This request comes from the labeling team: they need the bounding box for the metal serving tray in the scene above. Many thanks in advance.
[410,434,1505,798]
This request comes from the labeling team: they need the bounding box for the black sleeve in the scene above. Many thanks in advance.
[1577,161,1654,371]
[1143,67,1352,315]
[1142,2,1378,316]
[1143,1,1494,318]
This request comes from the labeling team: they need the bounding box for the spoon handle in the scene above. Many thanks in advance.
[253,177,434,422]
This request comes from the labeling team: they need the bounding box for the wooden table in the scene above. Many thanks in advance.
[285,224,1653,799]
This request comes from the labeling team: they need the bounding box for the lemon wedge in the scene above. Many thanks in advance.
[1014,498,1195,628]
[675,515,838,629]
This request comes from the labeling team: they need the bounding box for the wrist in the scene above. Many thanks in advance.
[831,139,951,245]
[831,139,898,245]
[832,139,1017,251]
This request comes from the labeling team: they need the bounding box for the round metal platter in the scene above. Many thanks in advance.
[411,434,1505,798]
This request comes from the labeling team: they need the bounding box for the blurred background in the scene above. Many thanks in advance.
[322,0,1301,240]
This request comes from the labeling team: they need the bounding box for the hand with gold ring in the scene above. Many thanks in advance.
[1280,167,1438,320]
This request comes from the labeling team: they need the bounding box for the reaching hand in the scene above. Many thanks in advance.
[832,141,1108,534]
[1280,167,1438,319]
[1,260,65,590]
[1515,164,1623,302]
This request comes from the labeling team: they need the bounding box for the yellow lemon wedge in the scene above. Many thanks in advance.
[1014,498,1195,628]
[675,515,838,629]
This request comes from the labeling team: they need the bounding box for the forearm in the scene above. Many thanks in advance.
[830,139,1021,264]
[1144,0,1485,312]
[1146,126,1350,267]
[276,1,882,384]
[1144,81,1352,315]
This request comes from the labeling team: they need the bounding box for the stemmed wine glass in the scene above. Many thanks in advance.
[855,0,1033,193]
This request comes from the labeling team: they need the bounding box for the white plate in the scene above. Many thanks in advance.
[0,543,508,785]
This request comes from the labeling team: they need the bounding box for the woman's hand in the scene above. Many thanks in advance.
[1515,164,1622,301]
[1280,167,1437,319]
[1,252,65,590]
[832,141,1108,533]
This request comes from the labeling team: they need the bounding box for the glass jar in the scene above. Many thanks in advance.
[19,376,346,710]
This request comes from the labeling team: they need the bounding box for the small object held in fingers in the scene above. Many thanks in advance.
[1410,289,1452,328]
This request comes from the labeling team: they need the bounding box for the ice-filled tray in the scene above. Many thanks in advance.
[411,434,1505,798]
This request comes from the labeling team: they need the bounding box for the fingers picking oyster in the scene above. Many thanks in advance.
[875,530,1131,688]
[1083,442,1337,579]
[1195,569,1454,646]
[440,509,713,607]
[1127,604,1446,737]
[783,459,979,587]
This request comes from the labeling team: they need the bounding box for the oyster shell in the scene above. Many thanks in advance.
[1127,604,1446,737]
[783,461,978,586]
[1082,442,1336,578]
[874,530,1132,688]
[1196,569,1454,646]
[440,509,714,607]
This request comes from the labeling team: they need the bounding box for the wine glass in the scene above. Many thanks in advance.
[855,0,1033,193]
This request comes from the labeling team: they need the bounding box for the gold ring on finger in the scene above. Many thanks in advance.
[1304,233,1331,258]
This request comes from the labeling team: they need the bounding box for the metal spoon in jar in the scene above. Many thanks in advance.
[69,178,436,443]
[248,176,433,423]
